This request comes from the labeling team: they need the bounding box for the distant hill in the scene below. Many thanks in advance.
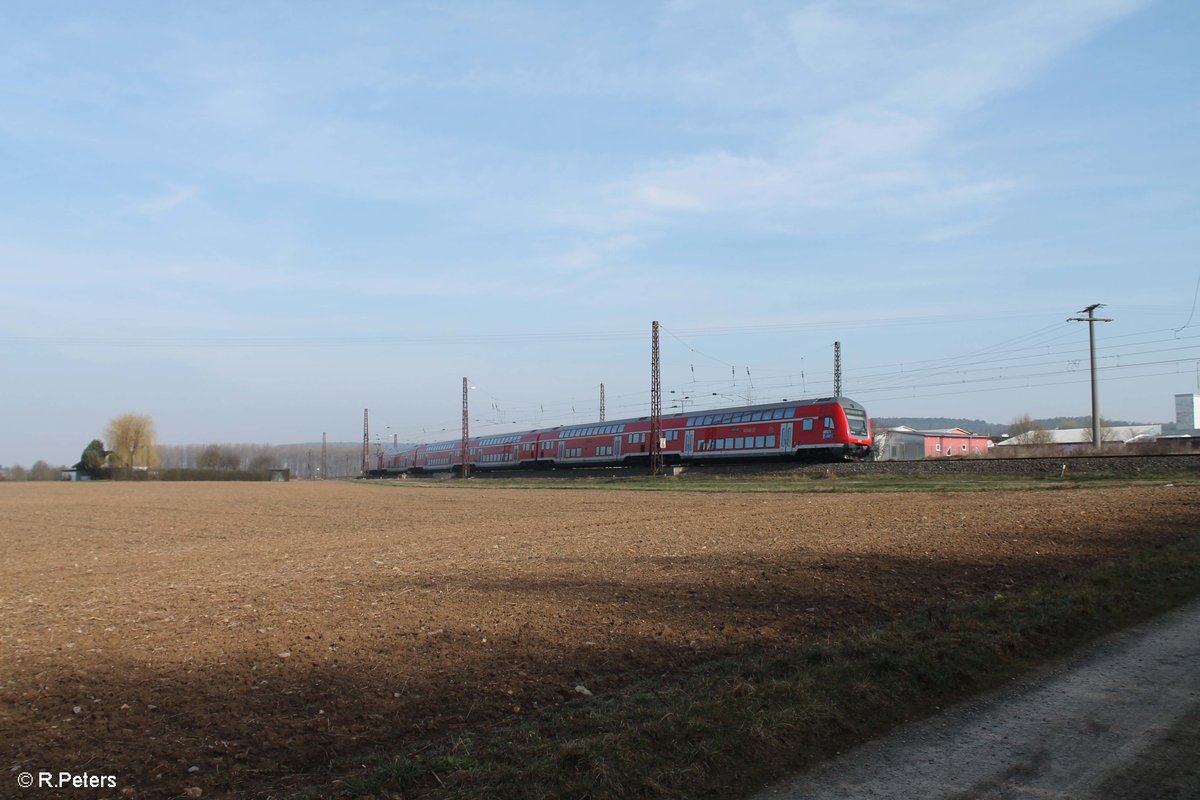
[873,416,1149,437]
[872,418,1008,435]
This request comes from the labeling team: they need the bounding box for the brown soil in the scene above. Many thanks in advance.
[1,482,1196,798]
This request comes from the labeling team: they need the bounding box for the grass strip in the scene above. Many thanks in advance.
[341,534,1200,799]
[367,472,1198,494]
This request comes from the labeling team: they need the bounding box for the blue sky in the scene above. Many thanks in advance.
[1,1,1197,466]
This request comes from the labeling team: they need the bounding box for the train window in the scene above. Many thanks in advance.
[825,417,834,428]
[735,437,744,448]
[755,436,765,448]
[666,430,678,441]
[803,418,814,431]
[788,407,797,417]
[766,435,776,447]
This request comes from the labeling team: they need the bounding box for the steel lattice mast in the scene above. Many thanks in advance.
[599,383,606,422]
[834,341,842,397]
[650,320,663,475]
[461,377,471,478]
[361,408,369,477]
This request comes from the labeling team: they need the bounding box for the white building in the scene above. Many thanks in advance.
[996,425,1161,448]
[1175,394,1200,433]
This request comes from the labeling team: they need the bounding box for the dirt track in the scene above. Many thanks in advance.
[753,598,1200,799]
[1,481,1197,798]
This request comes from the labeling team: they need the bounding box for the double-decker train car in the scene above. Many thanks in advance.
[368,396,871,476]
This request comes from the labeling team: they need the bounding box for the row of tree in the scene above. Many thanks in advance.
[0,461,66,481]
[1,413,158,480]
[156,442,365,478]
[1007,413,1119,443]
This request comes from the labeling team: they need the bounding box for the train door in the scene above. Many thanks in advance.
[613,436,622,460]
[683,429,695,456]
[781,422,793,451]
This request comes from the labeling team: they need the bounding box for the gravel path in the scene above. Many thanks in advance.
[752,599,1200,800]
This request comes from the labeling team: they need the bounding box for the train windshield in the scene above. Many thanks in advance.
[844,408,869,437]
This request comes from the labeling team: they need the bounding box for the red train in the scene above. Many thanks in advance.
[368,396,871,475]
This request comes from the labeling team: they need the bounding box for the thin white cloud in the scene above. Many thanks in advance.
[592,0,1147,232]
[129,186,196,215]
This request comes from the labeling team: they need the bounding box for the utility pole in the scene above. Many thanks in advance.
[461,377,471,479]
[833,341,842,397]
[650,321,663,475]
[1068,304,1112,450]
[321,432,327,480]
[599,383,606,422]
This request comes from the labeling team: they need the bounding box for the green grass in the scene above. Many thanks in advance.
[334,534,1200,799]
[360,469,1200,494]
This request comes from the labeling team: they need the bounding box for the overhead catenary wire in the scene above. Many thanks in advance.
[238,304,1199,445]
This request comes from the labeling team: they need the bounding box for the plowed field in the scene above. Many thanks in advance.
[1,481,1196,798]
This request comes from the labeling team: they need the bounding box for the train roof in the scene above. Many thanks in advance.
[384,396,866,456]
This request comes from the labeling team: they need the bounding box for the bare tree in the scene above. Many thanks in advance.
[1028,427,1054,446]
[1008,413,1039,438]
[29,460,59,480]
[1080,418,1119,444]
[106,413,159,469]
[218,448,241,470]
[1009,413,1052,444]
[197,445,222,470]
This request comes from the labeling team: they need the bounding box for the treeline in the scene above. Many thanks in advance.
[0,461,67,481]
[157,442,376,479]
